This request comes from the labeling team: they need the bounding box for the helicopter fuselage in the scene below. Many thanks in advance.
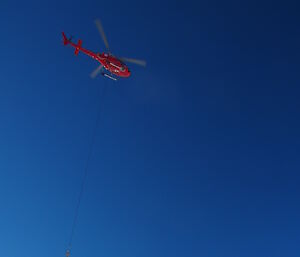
[63,34,131,78]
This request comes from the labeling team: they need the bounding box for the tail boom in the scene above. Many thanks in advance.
[62,32,99,60]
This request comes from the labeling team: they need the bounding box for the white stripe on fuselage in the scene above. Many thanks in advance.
[110,62,122,70]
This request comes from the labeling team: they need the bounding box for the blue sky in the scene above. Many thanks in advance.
[1,0,300,257]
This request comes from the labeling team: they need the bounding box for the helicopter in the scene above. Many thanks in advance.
[62,19,146,81]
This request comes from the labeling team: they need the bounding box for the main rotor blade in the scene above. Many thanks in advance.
[120,57,147,67]
[94,19,110,52]
[90,65,103,78]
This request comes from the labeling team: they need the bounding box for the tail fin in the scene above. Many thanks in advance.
[62,32,69,45]
[74,39,82,56]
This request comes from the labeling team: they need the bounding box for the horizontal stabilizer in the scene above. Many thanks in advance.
[74,39,82,56]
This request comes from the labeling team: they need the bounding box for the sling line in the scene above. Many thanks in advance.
[66,85,108,256]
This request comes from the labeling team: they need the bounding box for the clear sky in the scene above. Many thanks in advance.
[1,0,300,257]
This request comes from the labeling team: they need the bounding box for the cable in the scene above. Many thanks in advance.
[67,85,108,252]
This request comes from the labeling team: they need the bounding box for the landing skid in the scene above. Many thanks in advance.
[102,72,117,81]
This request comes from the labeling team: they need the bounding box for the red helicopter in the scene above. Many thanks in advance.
[62,19,146,81]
